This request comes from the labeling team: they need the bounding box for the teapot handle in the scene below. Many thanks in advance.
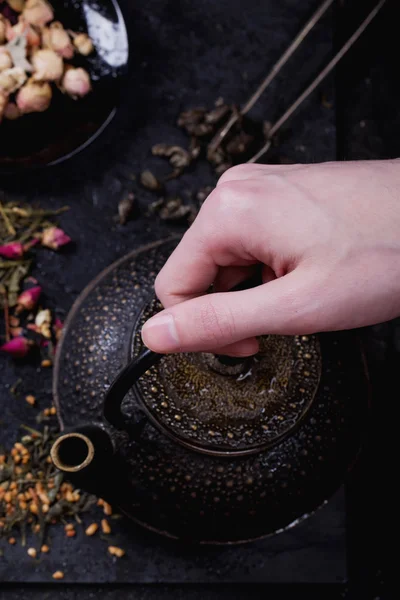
[103,348,163,430]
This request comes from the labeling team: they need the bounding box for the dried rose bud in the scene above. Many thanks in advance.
[0,241,24,259]
[62,67,91,99]
[23,0,54,28]
[4,102,21,120]
[0,48,13,72]
[16,285,42,313]
[10,327,23,337]
[53,318,63,341]
[72,32,94,56]
[32,49,63,82]
[0,91,7,124]
[16,80,52,114]
[0,16,8,45]
[6,17,41,48]
[0,337,32,358]
[42,22,74,59]
[41,226,71,250]
[0,67,27,94]
[6,0,26,12]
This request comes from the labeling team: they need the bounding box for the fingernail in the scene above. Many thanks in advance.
[141,313,180,352]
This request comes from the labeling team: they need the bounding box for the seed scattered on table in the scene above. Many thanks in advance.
[101,519,111,534]
[52,571,64,580]
[85,523,98,536]
[108,546,125,558]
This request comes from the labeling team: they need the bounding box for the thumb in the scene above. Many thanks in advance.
[141,270,315,353]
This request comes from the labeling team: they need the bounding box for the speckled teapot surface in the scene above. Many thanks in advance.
[51,237,370,543]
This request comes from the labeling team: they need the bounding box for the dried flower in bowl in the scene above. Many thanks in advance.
[42,22,73,59]
[6,0,26,12]
[0,15,9,45]
[22,0,54,28]
[0,90,7,122]
[0,48,12,72]
[0,66,27,94]
[6,17,41,48]
[62,67,91,99]
[70,32,94,56]
[16,79,52,113]
[4,101,20,119]
[32,48,63,81]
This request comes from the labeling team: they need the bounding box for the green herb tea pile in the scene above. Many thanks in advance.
[0,198,126,575]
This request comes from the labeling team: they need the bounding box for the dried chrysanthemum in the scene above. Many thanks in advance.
[0,48,12,72]
[6,18,41,48]
[32,48,63,82]
[41,226,71,250]
[34,308,52,339]
[0,66,27,94]
[4,101,21,120]
[22,0,54,28]
[62,67,91,99]
[72,32,94,56]
[42,22,74,59]
[16,80,52,113]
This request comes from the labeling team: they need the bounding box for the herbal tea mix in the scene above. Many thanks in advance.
[0,197,126,576]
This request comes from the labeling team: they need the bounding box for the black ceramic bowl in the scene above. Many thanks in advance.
[0,0,129,173]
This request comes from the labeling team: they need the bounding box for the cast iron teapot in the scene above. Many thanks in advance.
[50,236,370,544]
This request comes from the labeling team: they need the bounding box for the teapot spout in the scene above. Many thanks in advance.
[50,424,115,495]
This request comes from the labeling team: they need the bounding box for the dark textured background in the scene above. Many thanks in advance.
[1,0,398,597]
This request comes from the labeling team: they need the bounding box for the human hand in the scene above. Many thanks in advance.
[141,159,400,356]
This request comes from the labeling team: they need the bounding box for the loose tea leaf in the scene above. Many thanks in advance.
[118,193,136,225]
[140,170,163,192]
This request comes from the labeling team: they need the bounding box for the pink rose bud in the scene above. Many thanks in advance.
[6,17,41,48]
[0,336,32,358]
[0,15,9,45]
[53,318,63,341]
[62,67,91,99]
[4,102,21,120]
[16,285,42,313]
[41,226,71,250]
[0,91,7,124]
[72,32,94,56]
[0,48,12,72]
[0,241,24,259]
[42,22,74,59]
[32,49,64,82]
[6,0,25,12]
[22,0,54,28]
[16,81,52,114]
